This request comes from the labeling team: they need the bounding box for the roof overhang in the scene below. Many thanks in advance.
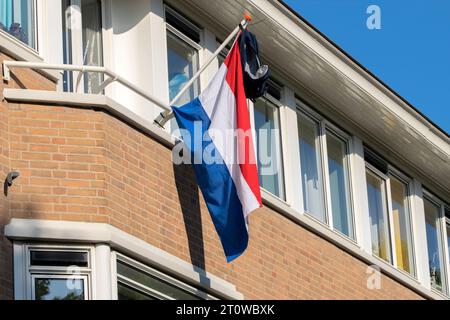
[174,0,449,196]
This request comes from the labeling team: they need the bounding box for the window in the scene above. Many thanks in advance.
[115,254,213,300]
[0,0,36,49]
[19,245,92,300]
[326,130,353,237]
[423,194,447,293]
[366,168,391,262]
[253,96,285,199]
[165,6,200,106]
[62,0,104,93]
[296,104,354,238]
[364,150,415,275]
[389,174,414,273]
[446,207,450,266]
[297,112,325,221]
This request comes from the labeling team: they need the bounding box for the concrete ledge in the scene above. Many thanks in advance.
[5,218,243,300]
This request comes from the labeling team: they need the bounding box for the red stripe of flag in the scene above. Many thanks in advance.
[224,39,262,207]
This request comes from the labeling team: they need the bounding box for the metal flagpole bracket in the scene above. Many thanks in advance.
[154,110,171,128]
[153,14,252,129]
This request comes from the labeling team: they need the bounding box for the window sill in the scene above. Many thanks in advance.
[0,30,60,82]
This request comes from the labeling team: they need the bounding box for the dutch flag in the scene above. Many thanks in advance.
[172,37,262,262]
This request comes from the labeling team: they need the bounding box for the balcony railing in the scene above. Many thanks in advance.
[2,60,172,116]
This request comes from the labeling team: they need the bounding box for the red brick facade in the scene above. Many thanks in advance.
[0,52,424,299]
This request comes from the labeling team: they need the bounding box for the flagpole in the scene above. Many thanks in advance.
[153,15,252,128]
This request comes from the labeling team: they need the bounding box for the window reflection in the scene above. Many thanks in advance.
[366,169,391,262]
[117,282,154,300]
[0,0,36,48]
[298,113,325,221]
[34,278,84,300]
[326,132,352,237]
[117,259,202,300]
[254,99,284,199]
[424,198,445,292]
[389,175,414,274]
[166,31,199,106]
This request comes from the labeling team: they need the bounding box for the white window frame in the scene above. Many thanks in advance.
[163,5,202,103]
[386,168,417,277]
[165,23,202,52]
[296,100,357,242]
[251,92,286,202]
[13,243,94,300]
[423,190,449,295]
[445,210,450,296]
[364,153,417,278]
[0,0,38,51]
[111,252,217,300]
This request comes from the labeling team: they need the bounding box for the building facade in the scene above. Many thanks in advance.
[0,0,449,300]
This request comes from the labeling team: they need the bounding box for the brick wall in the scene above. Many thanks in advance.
[0,52,424,299]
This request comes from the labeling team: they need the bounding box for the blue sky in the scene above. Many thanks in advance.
[284,0,450,133]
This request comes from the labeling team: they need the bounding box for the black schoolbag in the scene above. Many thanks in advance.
[239,29,270,100]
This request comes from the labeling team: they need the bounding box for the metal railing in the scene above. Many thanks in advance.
[2,61,171,114]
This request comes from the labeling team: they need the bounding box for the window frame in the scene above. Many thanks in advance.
[252,92,286,201]
[365,162,392,263]
[14,243,94,300]
[445,210,450,296]
[164,5,201,45]
[296,100,356,241]
[0,0,39,51]
[31,273,89,300]
[386,168,416,277]
[163,4,202,108]
[422,190,449,295]
[364,152,417,277]
[111,252,216,300]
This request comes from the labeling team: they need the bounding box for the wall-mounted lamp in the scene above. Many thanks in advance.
[4,171,20,197]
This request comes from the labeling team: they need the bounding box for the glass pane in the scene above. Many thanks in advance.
[117,260,201,300]
[30,251,88,267]
[254,99,284,199]
[167,31,199,106]
[424,198,444,292]
[297,113,325,221]
[326,132,353,238]
[0,0,36,48]
[81,0,103,93]
[366,169,391,262]
[117,282,154,300]
[389,175,414,274]
[35,278,84,300]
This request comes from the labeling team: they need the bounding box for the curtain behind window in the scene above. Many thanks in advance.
[81,0,103,93]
